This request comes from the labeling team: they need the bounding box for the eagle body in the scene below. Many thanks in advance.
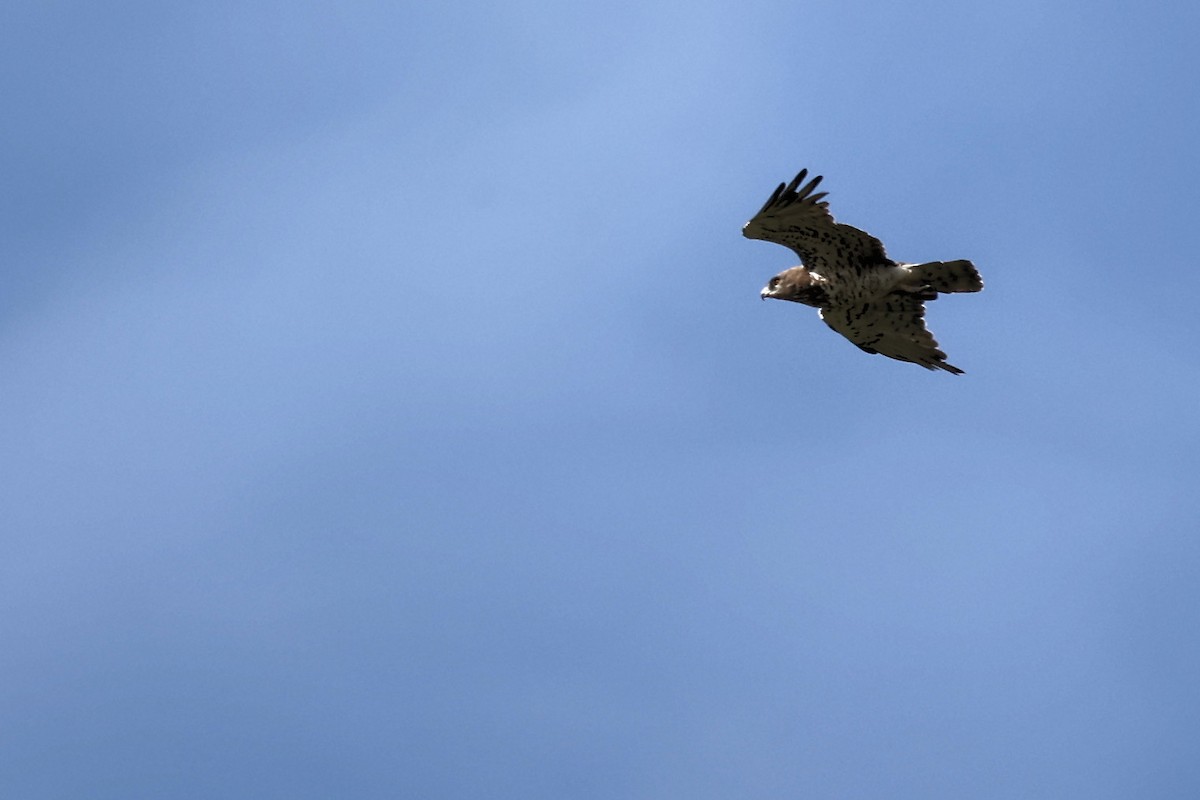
[745,170,982,374]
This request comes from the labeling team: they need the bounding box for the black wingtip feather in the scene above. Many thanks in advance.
[757,182,786,214]
[752,168,832,216]
[797,173,823,199]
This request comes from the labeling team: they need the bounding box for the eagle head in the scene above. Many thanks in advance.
[760,266,827,307]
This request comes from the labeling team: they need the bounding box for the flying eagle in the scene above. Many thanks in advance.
[746,169,982,374]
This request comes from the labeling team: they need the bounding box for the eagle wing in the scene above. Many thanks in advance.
[819,296,963,374]
[742,169,890,274]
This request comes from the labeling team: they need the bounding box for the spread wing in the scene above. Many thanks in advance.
[819,296,963,374]
[742,169,890,274]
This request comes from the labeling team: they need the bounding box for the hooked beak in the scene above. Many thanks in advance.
[760,288,769,301]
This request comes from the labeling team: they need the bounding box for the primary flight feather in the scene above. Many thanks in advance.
[745,169,982,374]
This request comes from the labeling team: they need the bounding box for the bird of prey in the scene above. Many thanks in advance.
[746,169,982,374]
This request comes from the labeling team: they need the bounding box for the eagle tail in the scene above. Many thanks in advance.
[910,260,983,294]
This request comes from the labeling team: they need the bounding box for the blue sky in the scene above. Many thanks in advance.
[3,1,1199,797]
